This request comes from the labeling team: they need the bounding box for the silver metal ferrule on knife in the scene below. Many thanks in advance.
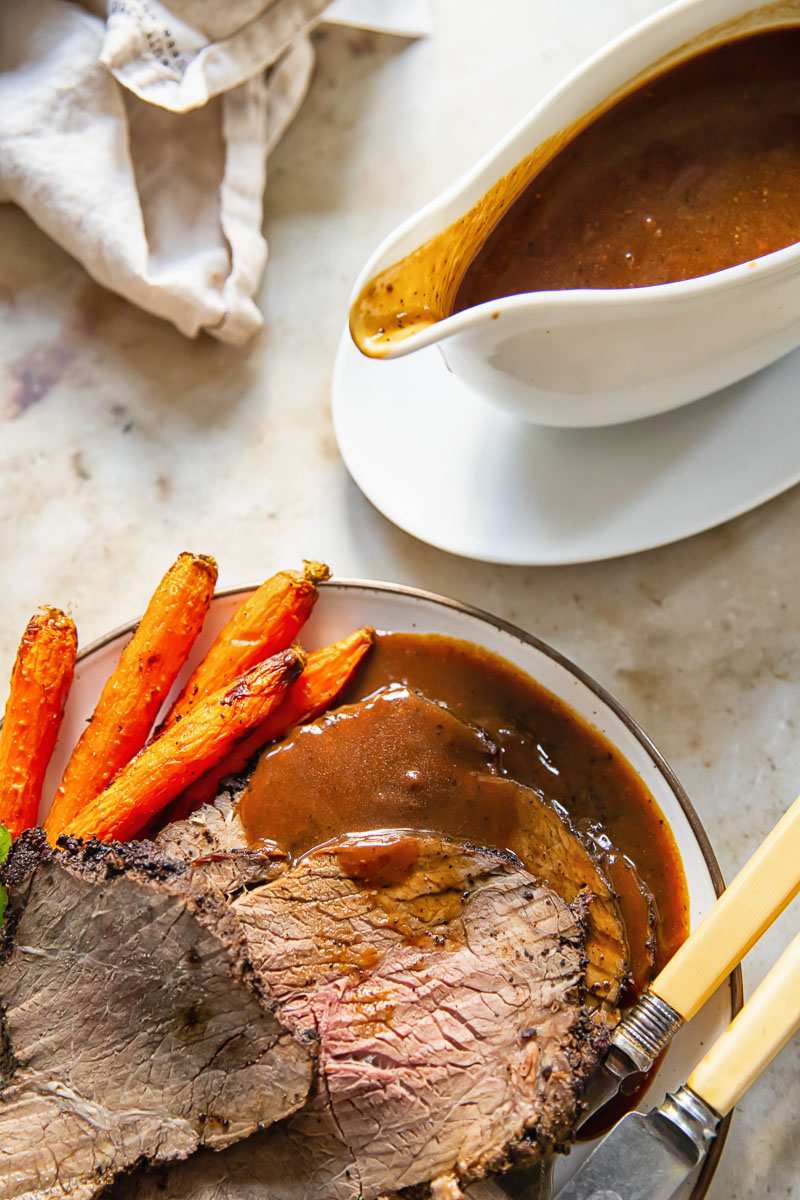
[580,991,684,1119]
[656,1085,721,1161]
[606,991,684,1074]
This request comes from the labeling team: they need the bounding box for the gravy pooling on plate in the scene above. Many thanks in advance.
[454,26,800,307]
[240,632,689,996]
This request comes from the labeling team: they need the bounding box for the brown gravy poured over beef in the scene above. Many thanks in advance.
[240,633,689,995]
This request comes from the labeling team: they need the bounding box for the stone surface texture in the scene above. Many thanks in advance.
[0,4,798,1198]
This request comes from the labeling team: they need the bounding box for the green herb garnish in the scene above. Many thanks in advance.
[0,825,11,925]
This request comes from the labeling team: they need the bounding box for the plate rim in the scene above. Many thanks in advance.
[72,575,742,1200]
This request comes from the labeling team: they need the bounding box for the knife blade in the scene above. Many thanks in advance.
[552,1086,719,1200]
[555,926,800,1200]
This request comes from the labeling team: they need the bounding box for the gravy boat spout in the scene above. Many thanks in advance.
[348,0,800,428]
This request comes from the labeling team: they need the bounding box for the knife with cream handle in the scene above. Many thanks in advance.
[590,788,800,1114]
[554,927,800,1200]
[468,791,800,1200]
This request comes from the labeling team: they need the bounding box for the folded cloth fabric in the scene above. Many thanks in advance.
[0,0,430,344]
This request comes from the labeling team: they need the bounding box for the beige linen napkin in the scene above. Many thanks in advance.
[0,0,430,344]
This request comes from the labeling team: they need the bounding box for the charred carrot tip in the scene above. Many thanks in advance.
[182,551,218,575]
[278,646,306,682]
[29,606,76,634]
[302,560,331,584]
[220,648,305,706]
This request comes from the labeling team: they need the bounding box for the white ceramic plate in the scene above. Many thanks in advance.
[40,580,738,1199]
[332,331,800,564]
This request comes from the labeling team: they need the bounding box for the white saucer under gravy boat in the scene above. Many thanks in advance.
[348,0,800,428]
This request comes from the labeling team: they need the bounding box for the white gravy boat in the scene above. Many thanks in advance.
[348,0,800,427]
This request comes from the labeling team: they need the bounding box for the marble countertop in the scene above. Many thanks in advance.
[1,2,798,1196]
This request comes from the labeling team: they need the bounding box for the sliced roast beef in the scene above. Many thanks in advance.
[114,834,606,1200]
[154,788,289,895]
[168,687,631,1003]
[0,831,312,1200]
[461,772,630,1004]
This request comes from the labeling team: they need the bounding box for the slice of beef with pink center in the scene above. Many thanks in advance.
[0,831,312,1200]
[115,833,607,1200]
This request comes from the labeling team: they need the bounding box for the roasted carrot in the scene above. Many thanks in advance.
[157,560,330,735]
[0,608,77,838]
[44,552,217,843]
[166,626,375,822]
[63,648,305,843]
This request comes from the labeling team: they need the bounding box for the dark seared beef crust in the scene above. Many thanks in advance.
[0,831,312,1200]
[114,836,606,1200]
[154,787,288,896]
